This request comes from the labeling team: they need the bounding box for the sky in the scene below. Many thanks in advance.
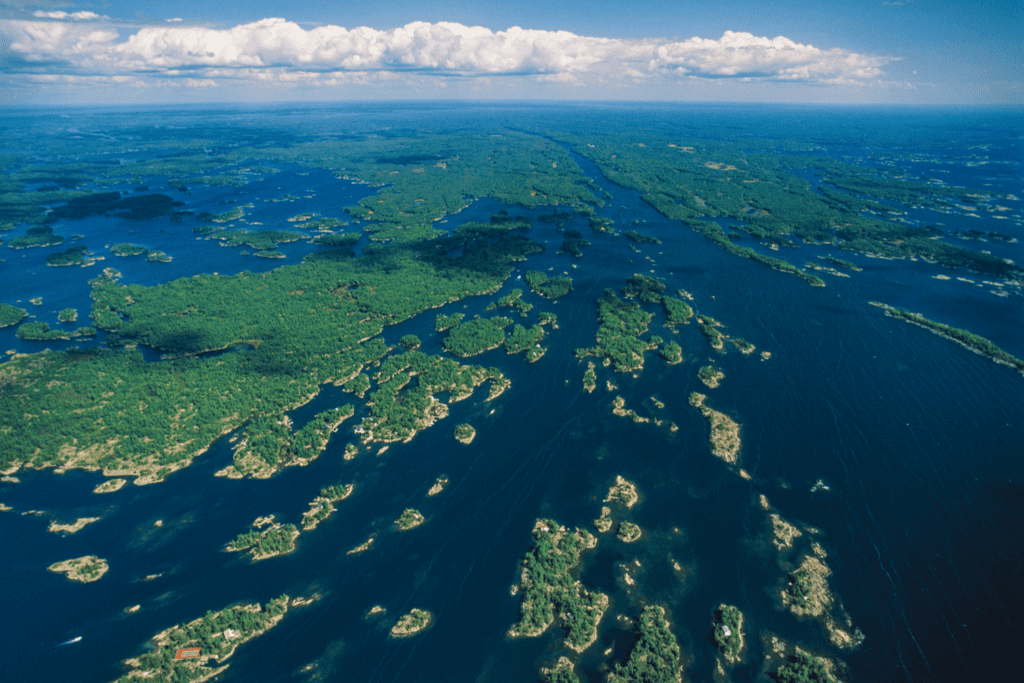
[1,0,1021,106]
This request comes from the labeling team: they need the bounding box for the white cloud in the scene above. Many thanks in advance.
[32,11,105,21]
[2,18,889,89]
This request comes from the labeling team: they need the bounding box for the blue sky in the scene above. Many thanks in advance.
[2,0,1020,106]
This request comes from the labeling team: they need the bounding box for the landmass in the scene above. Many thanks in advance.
[301,483,353,531]
[583,362,597,392]
[116,594,288,683]
[227,521,299,561]
[396,508,425,530]
[48,555,108,583]
[616,521,642,543]
[540,656,578,683]
[390,608,433,638]
[48,517,100,534]
[689,393,741,466]
[524,270,573,299]
[608,605,683,683]
[576,289,657,373]
[347,535,375,555]
[454,423,476,444]
[698,365,725,388]
[57,308,77,323]
[712,605,745,664]
[593,506,613,533]
[0,303,27,328]
[508,519,605,652]
[661,340,683,364]
[870,302,1024,374]
[426,476,449,496]
[94,478,127,493]
[605,476,639,508]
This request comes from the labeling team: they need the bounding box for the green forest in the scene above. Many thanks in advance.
[511,520,604,651]
[608,606,683,683]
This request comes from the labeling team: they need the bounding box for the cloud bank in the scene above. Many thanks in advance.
[2,17,889,92]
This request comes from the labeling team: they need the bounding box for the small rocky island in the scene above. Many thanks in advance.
[48,555,108,583]
[48,517,100,534]
[396,508,425,530]
[454,423,476,444]
[616,521,642,543]
[604,476,639,508]
[689,392,741,465]
[390,608,433,637]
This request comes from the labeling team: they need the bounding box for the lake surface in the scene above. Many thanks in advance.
[0,103,1021,683]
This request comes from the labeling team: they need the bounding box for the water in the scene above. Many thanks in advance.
[0,103,1021,683]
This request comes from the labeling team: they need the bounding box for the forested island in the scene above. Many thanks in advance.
[0,303,27,327]
[509,519,606,652]
[116,595,289,683]
[608,606,683,683]
[454,423,476,444]
[227,521,299,561]
[871,302,1024,373]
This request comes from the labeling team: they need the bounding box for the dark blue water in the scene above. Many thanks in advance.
[1,103,1021,683]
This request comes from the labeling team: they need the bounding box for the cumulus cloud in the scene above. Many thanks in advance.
[2,17,889,88]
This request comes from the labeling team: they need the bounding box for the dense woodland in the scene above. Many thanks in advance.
[511,520,604,651]
[608,606,683,683]
[116,595,289,683]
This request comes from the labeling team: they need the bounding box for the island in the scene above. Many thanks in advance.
[661,341,683,364]
[582,362,597,392]
[57,308,77,323]
[16,321,96,341]
[775,650,838,683]
[226,521,299,561]
[301,483,353,531]
[712,605,745,664]
[390,608,433,638]
[427,476,449,496]
[689,393,741,466]
[8,226,64,249]
[663,294,694,324]
[576,289,657,372]
[593,506,613,533]
[347,535,375,555]
[116,594,289,683]
[698,316,725,350]
[48,517,100,534]
[616,521,642,543]
[524,270,573,299]
[540,657,578,683]
[608,605,683,683]
[146,250,172,262]
[495,288,533,316]
[870,302,1024,374]
[0,303,27,328]
[698,365,725,388]
[110,243,149,257]
[48,555,108,583]
[93,478,127,493]
[782,555,832,618]
[604,476,639,508]
[396,508,425,530]
[454,423,476,444]
[508,519,606,653]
